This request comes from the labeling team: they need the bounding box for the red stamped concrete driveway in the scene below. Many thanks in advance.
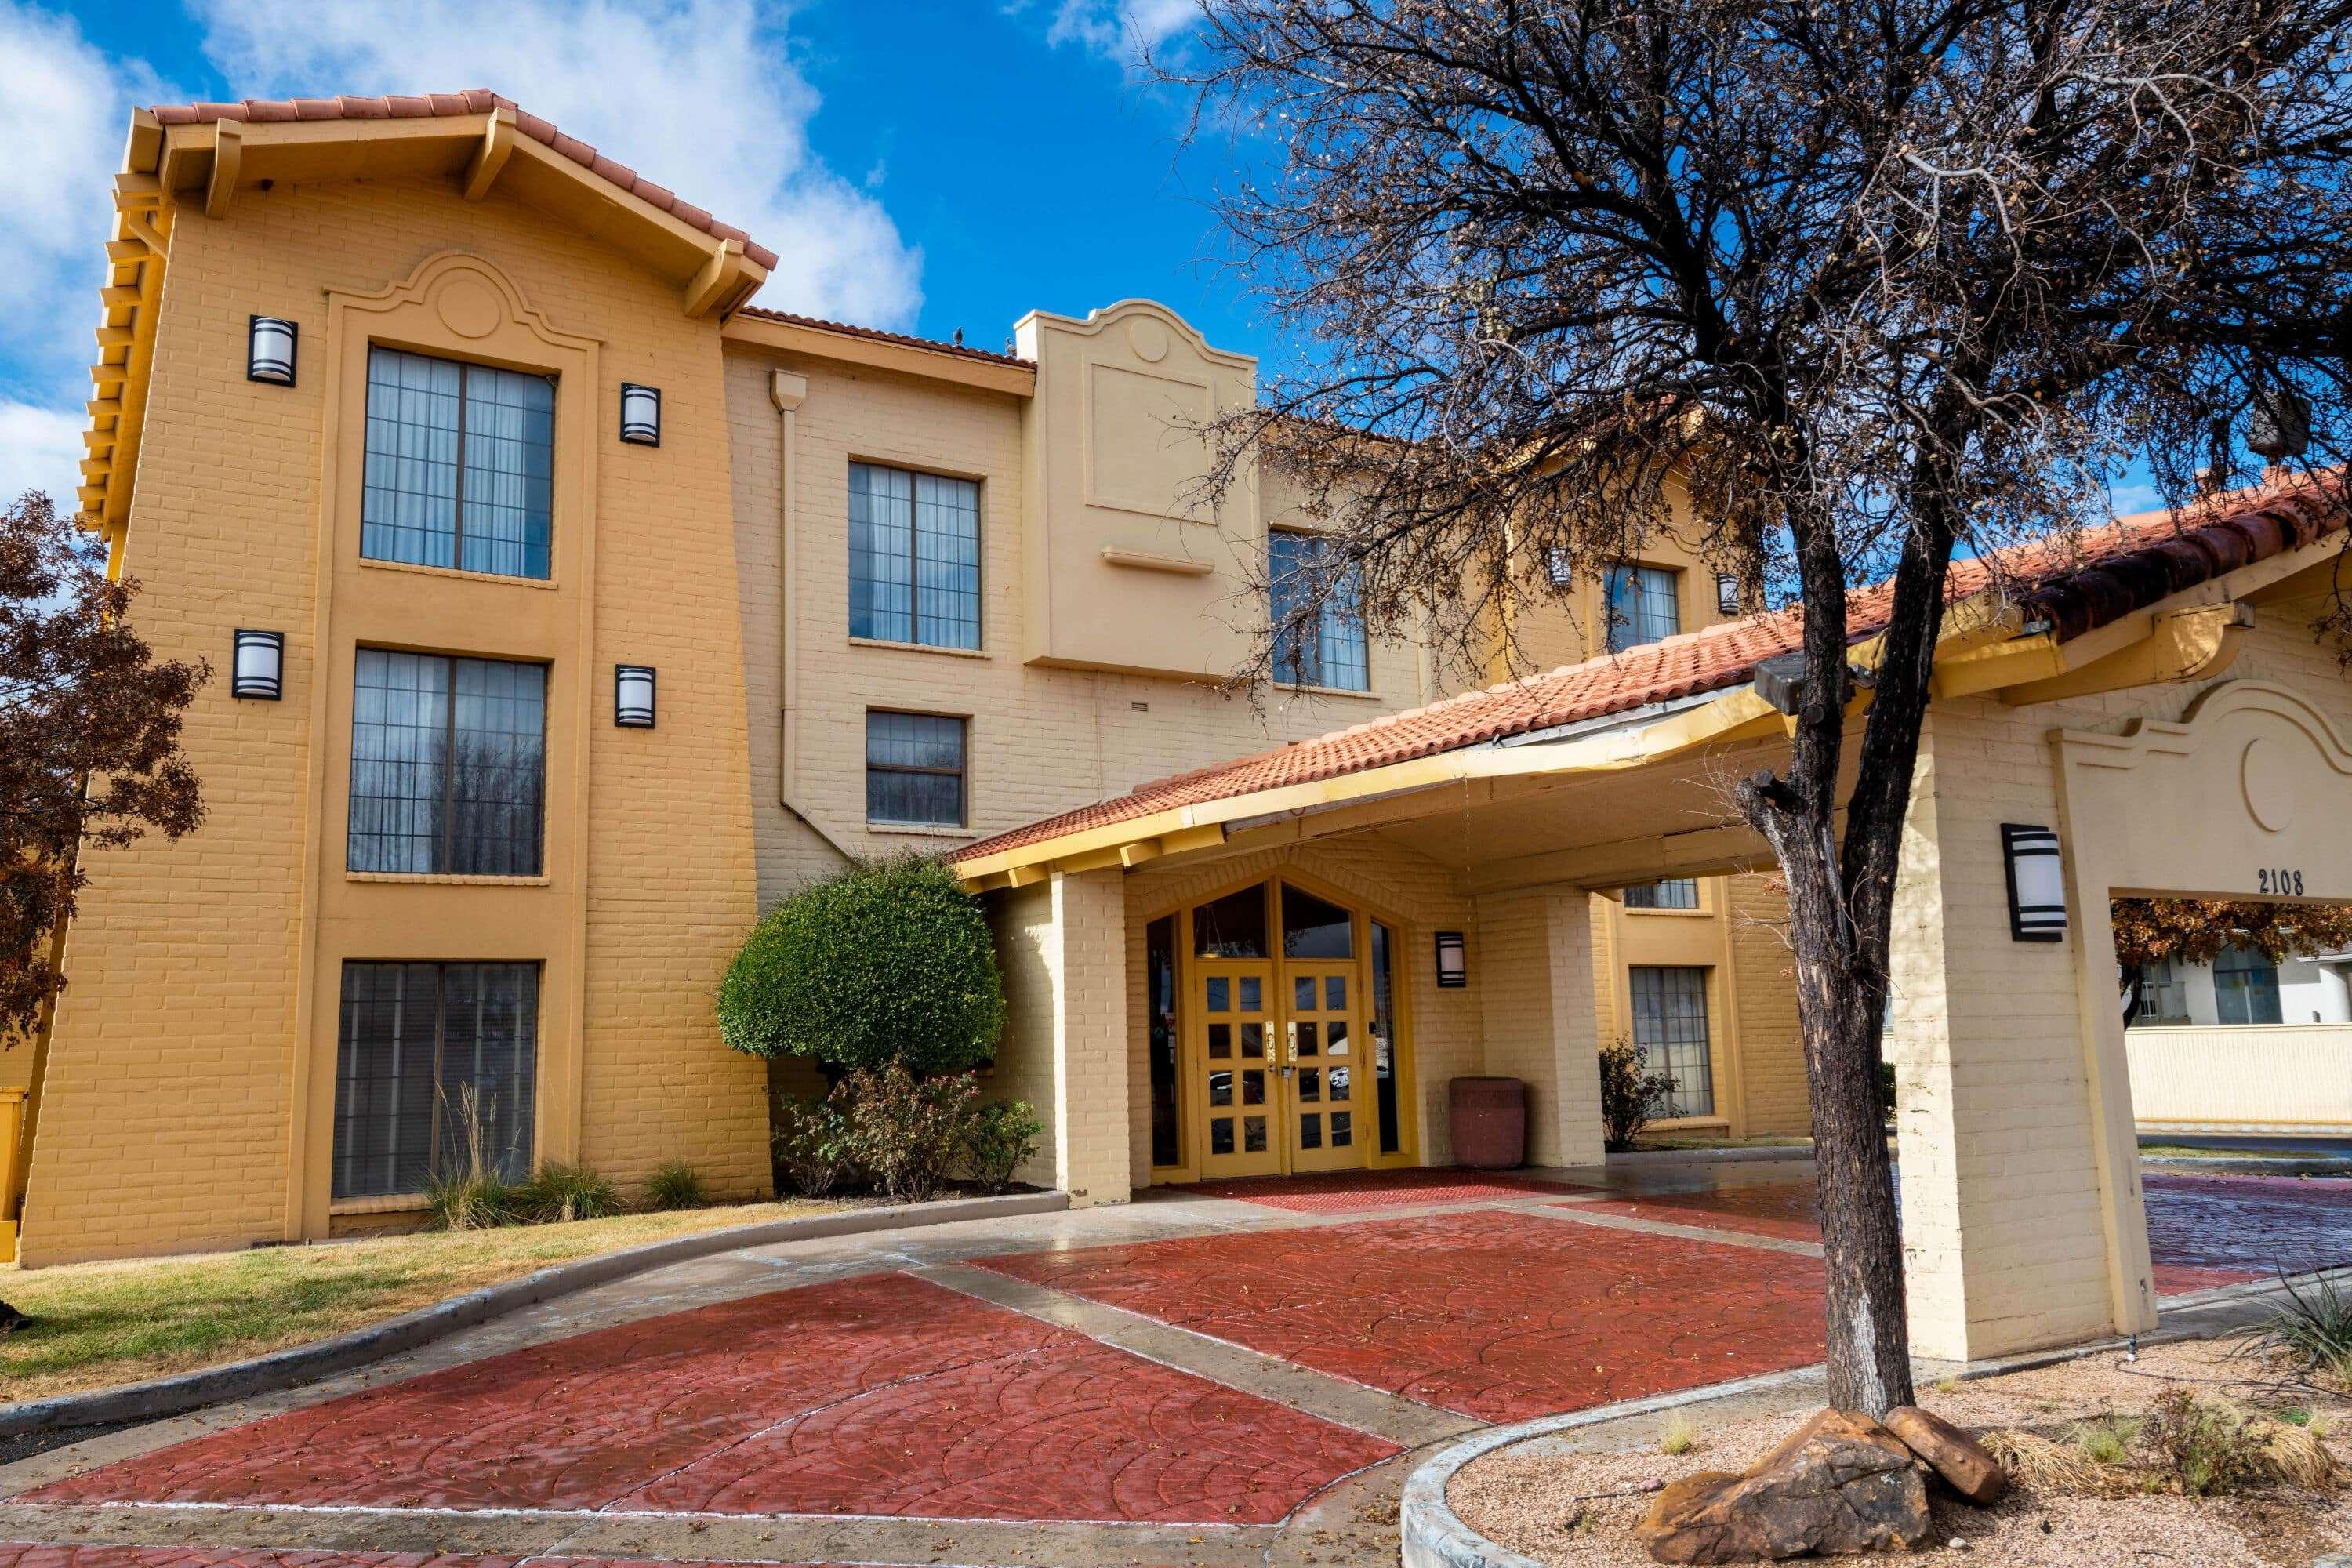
[978,1207,1828,1424]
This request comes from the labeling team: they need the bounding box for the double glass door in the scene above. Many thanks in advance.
[1185,879,1375,1181]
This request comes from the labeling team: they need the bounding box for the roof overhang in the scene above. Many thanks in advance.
[723,311,1036,397]
[82,103,771,545]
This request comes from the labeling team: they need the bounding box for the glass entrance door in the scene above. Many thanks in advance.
[1282,961,1362,1172]
[1192,960,1282,1178]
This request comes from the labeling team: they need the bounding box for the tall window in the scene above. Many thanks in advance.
[2214,943,2284,1025]
[1624,878,1700,910]
[362,347,554,579]
[866,710,967,826]
[1270,530,1370,691]
[1148,916,1179,1167]
[334,961,539,1200]
[849,463,982,648]
[1630,965,1714,1118]
[1606,564,1681,652]
[348,649,546,876]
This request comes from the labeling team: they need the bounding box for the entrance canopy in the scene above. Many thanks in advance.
[955,480,2344,898]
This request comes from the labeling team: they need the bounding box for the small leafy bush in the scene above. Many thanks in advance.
[644,1160,708,1211]
[718,855,1006,1077]
[772,1094,859,1197]
[514,1161,621,1225]
[1598,1038,1679,1151]
[837,1064,977,1203]
[963,1098,1044,1194]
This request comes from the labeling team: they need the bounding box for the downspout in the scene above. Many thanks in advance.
[768,370,857,865]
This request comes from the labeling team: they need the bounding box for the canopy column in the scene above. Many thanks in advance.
[1473,884,1606,1167]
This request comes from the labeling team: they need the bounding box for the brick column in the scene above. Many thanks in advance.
[1887,705,2156,1363]
[1048,867,1132,1207]
[1472,885,1606,1167]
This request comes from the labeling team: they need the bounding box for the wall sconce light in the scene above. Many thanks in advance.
[231,629,284,700]
[619,383,661,446]
[2000,823,2067,942]
[1716,574,1740,615]
[1435,931,1468,988]
[247,316,297,385]
[615,664,656,728]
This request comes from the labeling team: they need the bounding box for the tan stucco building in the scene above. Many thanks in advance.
[14,92,2352,1377]
[5,93,1802,1266]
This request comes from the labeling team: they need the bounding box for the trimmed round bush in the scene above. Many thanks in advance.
[718,854,1006,1076]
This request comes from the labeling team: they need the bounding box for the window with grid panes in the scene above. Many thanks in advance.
[848,463,982,648]
[866,710,967,826]
[361,347,554,579]
[1605,564,1681,651]
[1269,530,1370,691]
[332,960,539,1200]
[1624,878,1700,909]
[1629,964,1714,1118]
[348,649,546,875]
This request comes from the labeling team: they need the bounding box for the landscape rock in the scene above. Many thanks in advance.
[1637,1410,1934,1563]
[1883,1404,2009,1504]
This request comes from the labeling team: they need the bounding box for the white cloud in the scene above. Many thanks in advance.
[1036,0,1206,65]
[191,0,923,327]
[0,400,89,513]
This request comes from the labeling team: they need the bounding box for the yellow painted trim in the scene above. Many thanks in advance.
[721,310,1037,397]
[203,119,241,219]
[462,104,517,201]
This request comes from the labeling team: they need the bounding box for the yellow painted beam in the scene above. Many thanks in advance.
[1118,839,1163,868]
[2000,603,2254,706]
[684,238,750,318]
[462,105,516,201]
[204,120,241,220]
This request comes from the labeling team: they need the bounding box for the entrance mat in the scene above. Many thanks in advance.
[1163,1167,1586,1212]
[26,1271,1394,1526]
[977,1208,1827,1425]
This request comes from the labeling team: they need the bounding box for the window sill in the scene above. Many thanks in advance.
[1624,906,1712,919]
[866,822,980,839]
[1276,681,1379,701]
[1644,1116,1730,1131]
[329,1193,431,1216]
[358,556,560,591]
[345,872,553,886]
[848,637,990,660]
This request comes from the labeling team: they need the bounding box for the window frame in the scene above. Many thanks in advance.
[1624,878,1702,911]
[347,648,550,877]
[2213,942,2285,1026]
[1605,564,1682,652]
[1269,528,1371,693]
[863,708,970,829]
[1628,964,1715,1120]
[847,459,985,651]
[360,345,557,582]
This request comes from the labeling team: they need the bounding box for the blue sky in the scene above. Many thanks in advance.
[2,0,1272,506]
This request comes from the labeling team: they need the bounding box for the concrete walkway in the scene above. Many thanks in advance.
[0,1161,2341,1568]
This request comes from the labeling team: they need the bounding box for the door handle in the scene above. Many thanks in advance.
[1285,1020,1298,1065]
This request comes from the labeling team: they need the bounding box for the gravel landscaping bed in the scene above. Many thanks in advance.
[1450,1338,2351,1565]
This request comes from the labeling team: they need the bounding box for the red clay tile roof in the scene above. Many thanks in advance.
[737,305,1035,369]
[957,481,2347,864]
[148,91,779,271]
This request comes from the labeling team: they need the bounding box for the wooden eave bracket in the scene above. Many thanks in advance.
[462,106,517,201]
[684,238,759,318]
[205,120,241,220]
[1998,601,2255,706]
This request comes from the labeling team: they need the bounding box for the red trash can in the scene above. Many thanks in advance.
[1449,1076,1526,1170]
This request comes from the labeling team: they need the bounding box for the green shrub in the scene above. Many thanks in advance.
[717,854,1005,1077]
[963,1098,1044,1194]
[1598,1038,1679,1151]
[838,1064,977,1203]
[514,1161,621,1225]
[643,1160,708,1212]
[424,1170,516,1232]
[772,1094,859,1197]
[2239,1272,2352,1386]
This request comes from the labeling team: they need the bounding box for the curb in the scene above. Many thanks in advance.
[0,1189,1068,1439]
[2143,1156,2352,1178]
[1398,1266,2347,1568]
[1606,1145,1814,1166]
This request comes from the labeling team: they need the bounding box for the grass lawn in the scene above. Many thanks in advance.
[0,1197,850,1406]
[2139,1142,2343,1160]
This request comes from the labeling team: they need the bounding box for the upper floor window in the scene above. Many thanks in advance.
[1624,878,1700,910]
[1270,530,1370,691]
[349,648,547,876]
[1606,564,1680,652]
[849,462,981,649]
[866,710,967,827]
[362,347,554,579]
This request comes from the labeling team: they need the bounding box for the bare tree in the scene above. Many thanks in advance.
[1179,0,2352,1414]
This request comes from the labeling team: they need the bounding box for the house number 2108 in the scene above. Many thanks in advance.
[2256,868,2307,896]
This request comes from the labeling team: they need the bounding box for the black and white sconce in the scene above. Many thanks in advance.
[1434,930,1468,988]
[615,664,657,728]
[247,316,297,385]
[619,383,662,446]
[231,629,284,700]
[2000,823,2067,942]
[1716,574,1740,615]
